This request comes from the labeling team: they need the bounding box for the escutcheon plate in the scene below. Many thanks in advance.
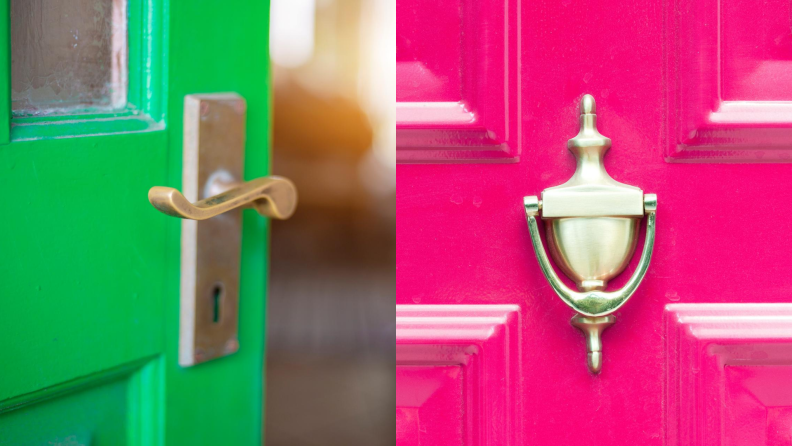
[179,93,246,366]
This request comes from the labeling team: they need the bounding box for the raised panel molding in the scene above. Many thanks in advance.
[396,305,520,445]
[665,0,792,161]
[665,304,792,445]
[396,0,520,163]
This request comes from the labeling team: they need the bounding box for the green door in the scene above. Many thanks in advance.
[0,1,273,444]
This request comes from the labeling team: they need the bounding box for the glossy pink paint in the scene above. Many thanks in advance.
[667,0,792,160]
[396,305,520,445]
[396,0,520,162]
[396,0,792,444]
[666,305,792,445]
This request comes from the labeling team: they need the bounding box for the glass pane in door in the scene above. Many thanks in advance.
[11,0,127,116]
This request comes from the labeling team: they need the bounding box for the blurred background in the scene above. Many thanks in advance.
[265,0,395,444]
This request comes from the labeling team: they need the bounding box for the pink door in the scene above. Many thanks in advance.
[396,0,792,444]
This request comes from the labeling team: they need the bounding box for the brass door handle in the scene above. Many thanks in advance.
[148,176,297,220]
[157,93,298,367]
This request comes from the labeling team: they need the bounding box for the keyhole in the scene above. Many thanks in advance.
[212,283,224,323]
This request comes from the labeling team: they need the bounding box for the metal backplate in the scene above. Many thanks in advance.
[180,93,246,366]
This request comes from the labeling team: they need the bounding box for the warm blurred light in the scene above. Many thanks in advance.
[270,0,316,68]
[359,0,396,197]
[267,2,395,442]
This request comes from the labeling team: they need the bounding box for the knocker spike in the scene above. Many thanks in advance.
[523,95,657,374]
[571,315,615,374]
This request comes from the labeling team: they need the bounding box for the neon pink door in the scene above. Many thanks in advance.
[396,0,792,444]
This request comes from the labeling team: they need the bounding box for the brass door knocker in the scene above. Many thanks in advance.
[523,95,657,374]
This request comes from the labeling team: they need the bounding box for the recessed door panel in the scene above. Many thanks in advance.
[396,305,520,445]
[396,0,520,162]
[666,0,792,160]
[396,366,464,445]
[0,378,130,445]
[396,0,462,103]
[666,304,792,446]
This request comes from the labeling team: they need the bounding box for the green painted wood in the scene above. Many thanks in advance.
[0,1,271,444]
[0,376,130,445]
[163,1,271,444]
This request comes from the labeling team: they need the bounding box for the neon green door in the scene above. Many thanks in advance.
[0,1,274,443]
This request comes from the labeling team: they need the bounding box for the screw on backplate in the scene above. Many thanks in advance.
[224,339,239,353]
[200,102,210,116]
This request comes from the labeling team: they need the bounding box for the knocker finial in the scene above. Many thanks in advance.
[580,93,595,114]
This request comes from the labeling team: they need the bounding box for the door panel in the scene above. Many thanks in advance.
[397,366,464,445]
[1,377,130,445]
[0,1,272,443]
[0,131,167,403]
[396,305,519,445]
[396,0,792,444]
[396,0,519,162]
[666,304,792,446]
[1,358,160,445]
[666,0,792,160]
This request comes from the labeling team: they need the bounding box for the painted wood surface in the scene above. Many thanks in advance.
[396,0,520,162]
[0,1,271,444]
[666,304,792,445]
[396,305,519,445]
[397,0,792,444]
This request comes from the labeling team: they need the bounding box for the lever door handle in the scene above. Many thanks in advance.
[148,175,297,220]
[160,93,297,367]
